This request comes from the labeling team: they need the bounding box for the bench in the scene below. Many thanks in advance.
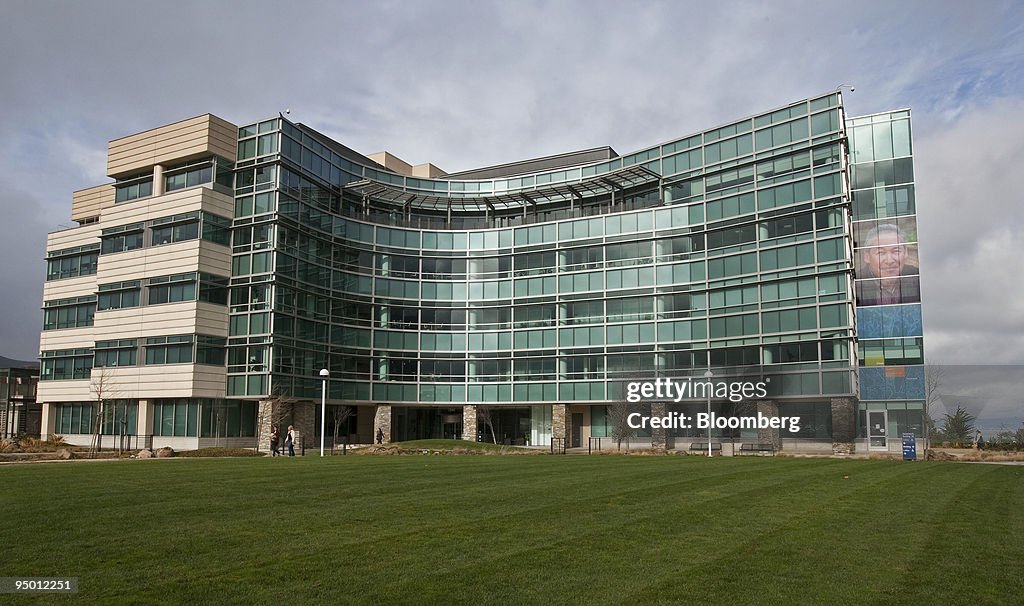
[739,443,776,455]
[689,442,722,453]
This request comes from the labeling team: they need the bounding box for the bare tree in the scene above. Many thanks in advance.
[924,364,945,453]
[477,406,498,444]
[331,405,354,448]
[89,368,122,457]
[607,401,646,451]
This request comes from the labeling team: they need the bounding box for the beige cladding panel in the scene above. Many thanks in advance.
[93,302,206,340]
[42,274,98,303]
[107,114,237,179]
[47,224,102,250]
[58,364,224,403]
[367,151,412,176]
[39,327,96,353]
[37,379,93,403]
[97,241,205,283]
[191,365,229,399]
[92,303,228,340]
[38,368,226,402]
[411,163,447,178]
[195,304,229,336]
[96,240,230,283]
[71,184,115,223]
[100,187,233,226]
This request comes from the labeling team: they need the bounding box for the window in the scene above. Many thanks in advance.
[202,212,232,246]
[42,297,96,330]
[100,223,144,254]
[97,281,141,310]
[145,335,194,365]
[196,336,227,366]
[46,246,99,281]
[605,242,652,267]
[761,212,814,240]
[152,212,200,246]
[607,297,653,322]
[200,400,256,438]
[93,340,138,368]
[40,349,93,380]
[148,273,197,305]
[114,173,153,203]
[54,403,95,434]
[153,399,199,437]
[514,304,557,328]
[164,159,214,192]
[707,224,756,250]
[514,251,557,276]
[198,273,229,305]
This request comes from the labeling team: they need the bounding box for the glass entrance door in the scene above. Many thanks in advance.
[868,410,888,450]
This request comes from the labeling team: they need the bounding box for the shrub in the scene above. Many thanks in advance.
[17,438,49,452]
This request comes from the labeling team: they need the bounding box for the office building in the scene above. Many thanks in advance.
[37,92,925,454]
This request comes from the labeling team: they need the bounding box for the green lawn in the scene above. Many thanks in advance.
[2,455,1021,605]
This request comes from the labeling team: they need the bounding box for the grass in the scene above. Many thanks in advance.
[1,456,1021,605]
[173,447,265,458]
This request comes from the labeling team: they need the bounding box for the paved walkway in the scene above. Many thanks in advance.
[963,461,1024,466]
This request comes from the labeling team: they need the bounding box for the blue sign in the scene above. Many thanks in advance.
[902,433,917,461]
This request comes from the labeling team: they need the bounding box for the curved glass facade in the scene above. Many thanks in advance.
[226,92,862,443]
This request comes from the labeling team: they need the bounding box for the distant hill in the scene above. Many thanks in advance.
[0,355,39,369]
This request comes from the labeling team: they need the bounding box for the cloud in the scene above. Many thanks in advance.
[0,0,1022,366]
[915,97,1024,364]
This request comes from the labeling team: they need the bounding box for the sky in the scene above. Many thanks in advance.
[0,0,1022,425]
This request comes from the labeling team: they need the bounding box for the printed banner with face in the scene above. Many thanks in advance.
[854,218,920,307]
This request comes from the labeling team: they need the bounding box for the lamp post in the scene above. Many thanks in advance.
[704,369,714,458]
[319,368,330,457]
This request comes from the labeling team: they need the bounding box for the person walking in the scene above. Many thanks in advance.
[270,426,280,456]
[286,425,296,457]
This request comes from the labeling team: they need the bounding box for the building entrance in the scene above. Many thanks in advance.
[391,407,463,441]
[868,410,888,450]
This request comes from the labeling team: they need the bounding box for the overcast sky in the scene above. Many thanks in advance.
[1,1,1021,421]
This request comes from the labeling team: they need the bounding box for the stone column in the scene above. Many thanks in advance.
[373,404,392,444]
[291,401,315,454]
[257,398,280,452]
[463,405,478,441]
[650,402,667,450]
[756,400,781,450]
[830,397,857,456]
[551,404,568,450]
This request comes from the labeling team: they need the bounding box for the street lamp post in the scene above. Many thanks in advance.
[319,368,330,457]
[704,369,714,458]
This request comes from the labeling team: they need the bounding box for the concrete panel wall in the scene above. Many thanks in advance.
[71,184,115,223]
[99,187,233,225]
[107,114,237,179]
[36,379,92,403]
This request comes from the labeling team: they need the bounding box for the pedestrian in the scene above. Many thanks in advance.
[976,431,985,451]
[270,426,280,456]
[376,427,384,445]
[287,425,296,457]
